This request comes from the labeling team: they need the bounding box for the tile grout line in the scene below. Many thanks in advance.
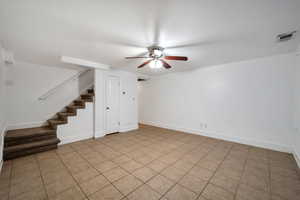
[268,150,273,200]
[35,154,50,200]
[67,142,132,199]
[55,148,92,200]
[232,147,250,200]
[195,142,235,200]
[7,160,13,200]
[156,139,231,200]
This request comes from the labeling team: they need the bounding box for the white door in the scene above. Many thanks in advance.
[106,76,120,134]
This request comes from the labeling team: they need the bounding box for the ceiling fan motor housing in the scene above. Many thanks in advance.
[148,46,164,58]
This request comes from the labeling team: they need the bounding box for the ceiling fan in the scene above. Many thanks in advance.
[125,46,188,69]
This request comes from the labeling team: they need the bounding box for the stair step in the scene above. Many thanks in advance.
[5,134,56,147]
[48,119,67,128]
[81,97,93,102]
[4,138,60,160]
[88,88,94,94]
[4,127,56,147]
[74,99,84,105]
[81,93,94,99]
[5,127,55,141]
[67,104,85,111]
[58,111,76,117]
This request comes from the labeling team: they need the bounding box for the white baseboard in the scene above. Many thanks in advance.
[140,121,292,153]
[7,121,45,130]
[58,132,94,145]
[0,121,7,172]
[0,160,3,173]
[94,130,106,138]
[120,124,138,133]
[293,151,300,168]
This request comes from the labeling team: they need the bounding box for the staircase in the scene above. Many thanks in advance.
[3,88,94,160]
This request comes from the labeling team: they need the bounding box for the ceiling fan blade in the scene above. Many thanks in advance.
[125,56,150,59]
[138,59,152,68]
[164,56,188,61]
[160,59,172,69]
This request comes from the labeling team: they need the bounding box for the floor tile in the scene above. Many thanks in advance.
[79,175,110,196]
[179,174,208,194]
[10,186,47,200]
[127,184,161,200]
[2,126,300,200]
[113,155,132,165]
[113,175,143,196]
[103,167,129,182]
[94,161,118,173]
[202,184,234,200]
[210,174,239,193]
[73,167,100,183]
[164,184,198,200]
[132,167,157,182]
[45,176,77,198]
[236,184,269,200]
[88,184,124,200]
[147,174,175,195]
[120,160,143,173]
[49,186,85,200]
[187,166,214,181]
[161,166,186,182]
[10,176,44,198]
[147,160,169,172]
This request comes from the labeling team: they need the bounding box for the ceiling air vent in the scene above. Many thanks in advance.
[277,31,297,42]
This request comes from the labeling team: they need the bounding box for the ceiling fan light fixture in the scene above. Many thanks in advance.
[149,59,163,69]
[153,49,163,57]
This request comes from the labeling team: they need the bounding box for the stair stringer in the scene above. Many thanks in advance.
[57,102,94,145]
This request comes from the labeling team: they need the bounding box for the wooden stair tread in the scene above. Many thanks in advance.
[74,100,84,104]
[4,138,60,153]
[67,105,85,109]
[5,127,55,141]
[48,119,67,124]
[4,144,58,160]
[81,93,94,98]
[58,112,76,116]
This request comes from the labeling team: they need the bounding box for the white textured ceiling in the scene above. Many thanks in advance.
[0,0,300,75]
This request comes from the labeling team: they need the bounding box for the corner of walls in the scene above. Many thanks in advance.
[292,48,300,168]
[0,44,7,172]
[0,121,7,172]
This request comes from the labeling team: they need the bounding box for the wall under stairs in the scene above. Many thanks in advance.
[57,102,94,145]
[3,88,95,160]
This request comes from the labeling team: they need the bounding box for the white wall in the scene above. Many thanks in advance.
[94,69,138,138]
[0,45,6,168]
[119,71,138,132]
[5,61,94,129]
[139,53,296,152]
[58,102,94,145]
[293,50,300,166]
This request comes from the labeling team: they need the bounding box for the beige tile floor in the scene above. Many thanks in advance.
[0,124,300,200]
